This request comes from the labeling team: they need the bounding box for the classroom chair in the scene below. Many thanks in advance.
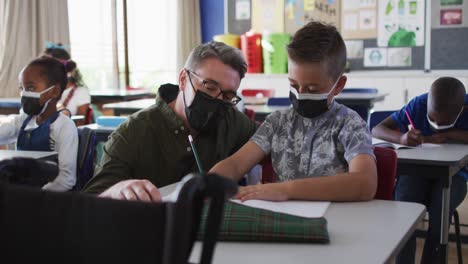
[373,146,397,200]
[243,108,255,121]
[0,158,58,187]
[260,147,397,200]
[74,127,97,191]
[241,89,275,105]
[0,171,237,264]
[241,89,275,98]
[267,97,291,106]
[368,110,396,131]
[341,88,378,121]
[85,105,94,124]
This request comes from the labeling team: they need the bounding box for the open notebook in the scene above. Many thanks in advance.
[372,138,442,150]
[373,141,415,150]
[230,199,330,218]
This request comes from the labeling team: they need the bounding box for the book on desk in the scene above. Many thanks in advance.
[372,138,442,150]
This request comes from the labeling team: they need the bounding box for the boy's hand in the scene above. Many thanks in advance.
[400,129,423,146]
[234,183,289,202]
[424,133,447,144]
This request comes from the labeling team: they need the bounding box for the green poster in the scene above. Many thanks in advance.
[441,0,463,5]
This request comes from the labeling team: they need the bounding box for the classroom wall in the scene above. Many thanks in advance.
[202,1,468,111]
[200,0,224,43]
[240,71,468,111]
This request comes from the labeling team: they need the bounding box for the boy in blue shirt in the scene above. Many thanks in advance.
[372,77,468,264]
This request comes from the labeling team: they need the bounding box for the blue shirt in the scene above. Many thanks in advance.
[391,93,468,136]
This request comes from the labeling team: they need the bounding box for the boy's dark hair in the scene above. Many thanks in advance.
[185,41,247,79]
[430,77,466,116]
[27,56,68,96]
[44,43,85,87]
[287,22,346,81]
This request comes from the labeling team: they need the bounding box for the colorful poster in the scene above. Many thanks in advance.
[432,0,468,28]
[345,40,364,59]
[285,0,340,35]
[341,0,377,39]
[387,47,412,67]
[441,9,463,25]
[377,0,425,47]
[364,48,388,67]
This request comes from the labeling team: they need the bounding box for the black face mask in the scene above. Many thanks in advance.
[20,85,55,116]
[21,97,44,116]
[184,90,226,132]
[289,89,333,119]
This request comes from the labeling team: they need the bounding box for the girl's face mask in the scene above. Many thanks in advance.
[21,85,55,116]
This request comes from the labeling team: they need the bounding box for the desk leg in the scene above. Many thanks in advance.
[440,176,451,264]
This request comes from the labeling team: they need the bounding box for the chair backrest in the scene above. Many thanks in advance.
[85,105,94,124]
[75,127,97,191]
[260,147,397,200]
[373,146,397,200]
[341,88,378,94]
[261,155,278,184]
[267,97,291,106]
[0,173,236,264]
[243,108,255,121]
[368,110,395,131]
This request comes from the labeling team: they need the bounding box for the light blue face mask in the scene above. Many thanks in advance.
[426,107,463,130]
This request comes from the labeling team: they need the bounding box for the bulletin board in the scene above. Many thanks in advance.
[224,0,468,71]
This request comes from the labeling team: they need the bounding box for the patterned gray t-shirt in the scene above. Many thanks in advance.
[251,102,375,181]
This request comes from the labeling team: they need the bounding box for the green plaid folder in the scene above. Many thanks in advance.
[197,201,329,243]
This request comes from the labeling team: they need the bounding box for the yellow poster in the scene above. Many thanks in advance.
[284,0,340,35]
[304,0,315,11]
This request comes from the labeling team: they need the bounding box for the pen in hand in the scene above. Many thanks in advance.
[405,109,416,130]
[404,109,423,145]
[188,135,205,175]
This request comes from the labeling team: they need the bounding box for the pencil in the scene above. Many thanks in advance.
[405,109,416,130]
[188,135,204,175]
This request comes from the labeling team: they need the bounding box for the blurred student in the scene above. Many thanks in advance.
[0,56,78,191]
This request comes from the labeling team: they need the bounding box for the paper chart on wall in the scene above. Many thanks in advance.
[345,40,364,59]
[378,0,425,47]
[364,48,388,67]
[236,0,251,20]
[388,47,412,67]
[341,0,377,39]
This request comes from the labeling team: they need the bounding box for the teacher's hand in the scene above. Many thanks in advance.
[99,179,161,203]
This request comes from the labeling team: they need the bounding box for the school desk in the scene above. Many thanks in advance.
[90,90,155,104]
[160,183,425,264]
[0,98,21,115]
[103,98,155,116]
[245,92,388,121]
[0,150,57,161]
[394,143,468,264]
